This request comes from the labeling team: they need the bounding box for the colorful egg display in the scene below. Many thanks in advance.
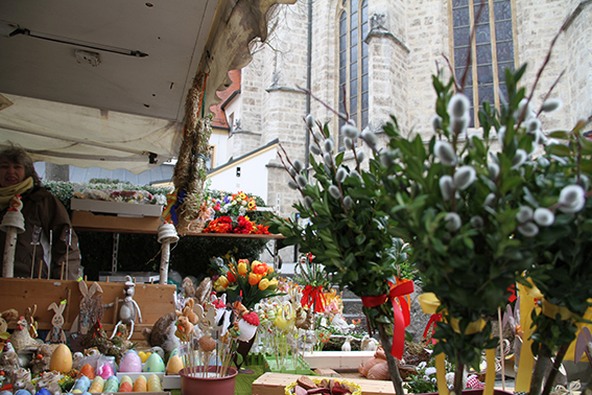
[119,350,142,372]
[49,344,73,373]
[165,355,184,374]
[143,352,165,372]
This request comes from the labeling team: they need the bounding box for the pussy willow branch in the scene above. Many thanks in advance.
[536,70,566,118]
[517,26,565,128]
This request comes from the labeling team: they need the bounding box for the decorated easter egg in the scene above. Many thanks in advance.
[79,363,95,379]
[49,343,73,372]
[96,362,115,379]
[14,390,32,395]
[70,375,91,393]
[165,355,184,374]
[1,391,13,395]
[133,375,147,392]
[35,390,51,395]
[119,350,142,372]
[138,351,151,363]
[143,352,165,372]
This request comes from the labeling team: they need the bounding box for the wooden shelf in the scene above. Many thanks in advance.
[72,211,284,239]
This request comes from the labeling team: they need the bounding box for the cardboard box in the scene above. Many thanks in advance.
[115,372,180,390]
[302,351,375,370]
[252,372,396,395]
[72,210,162,234]
[71,198,163,217]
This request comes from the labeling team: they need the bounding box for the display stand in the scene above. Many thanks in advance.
[0,277,175,340]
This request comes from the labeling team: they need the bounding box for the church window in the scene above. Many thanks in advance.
[338,0,369,149]
[451,0,515,127]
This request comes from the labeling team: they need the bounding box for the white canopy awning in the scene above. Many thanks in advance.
[0,0,294,173]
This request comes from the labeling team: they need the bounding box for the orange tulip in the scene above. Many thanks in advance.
[249,272,263,286]
[251,260,268,275]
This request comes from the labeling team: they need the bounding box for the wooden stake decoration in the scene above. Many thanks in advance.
[157,223,179,284]
[1,195,26,277]
[30,225,41,278]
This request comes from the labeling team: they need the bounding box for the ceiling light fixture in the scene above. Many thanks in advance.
[7,25,148,58]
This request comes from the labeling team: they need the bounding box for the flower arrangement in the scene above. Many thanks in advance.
[202,215,271,234]
[201,190,272,234]
[211,257,283,309]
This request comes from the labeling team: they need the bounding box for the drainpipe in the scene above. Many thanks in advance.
[304,0,312,172]
[295,0,313,264]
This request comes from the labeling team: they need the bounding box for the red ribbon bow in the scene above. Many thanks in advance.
[422,313,442,344]
[301,285,326,313]
[361,278,414,359]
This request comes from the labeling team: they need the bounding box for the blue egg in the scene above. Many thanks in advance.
[35,389,52,395]
[15,390,32,395]
[0,390,14,395]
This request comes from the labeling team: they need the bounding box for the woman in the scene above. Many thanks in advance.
[0,146,81,279]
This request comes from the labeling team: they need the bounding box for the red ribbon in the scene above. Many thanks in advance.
[301,285,326,313]
[422,313,442,344]
[361,279,414,359]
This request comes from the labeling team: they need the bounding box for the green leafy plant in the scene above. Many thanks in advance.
[269,117,416,394]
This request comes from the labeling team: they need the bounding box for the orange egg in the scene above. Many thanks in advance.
[79,363,95,379]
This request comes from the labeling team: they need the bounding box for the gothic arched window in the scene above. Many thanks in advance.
[451,0,515,126]
[338,0,369,148]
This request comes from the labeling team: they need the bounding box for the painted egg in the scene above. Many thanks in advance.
[49,343,73,373]
[15,390,32,395]
[138,351,151,363]
[143,352,165,372]
[35,390,52,395]
[79,363,95,379]
[119,350,142,372]
[96,362,114,379]
[1,391,13,395]
[165,355,184,374]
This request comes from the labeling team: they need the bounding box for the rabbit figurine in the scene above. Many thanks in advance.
[71,281,112,336]
[46,300,67,344]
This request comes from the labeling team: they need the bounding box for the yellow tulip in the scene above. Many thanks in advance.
[238,260,248,276]
[214,275,229,291]
[267,278,279,290]
[258,278,270,291]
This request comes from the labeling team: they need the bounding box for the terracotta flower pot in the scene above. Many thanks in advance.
[179,366,238,395]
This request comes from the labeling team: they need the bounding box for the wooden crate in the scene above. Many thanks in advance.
[252,372,396,395]
[72,210,162,234]
[0,278,175,340]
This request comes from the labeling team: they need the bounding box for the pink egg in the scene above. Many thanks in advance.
[118,351,143,373]
[97,362,115,379]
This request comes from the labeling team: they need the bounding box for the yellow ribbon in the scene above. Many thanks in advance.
[541,300,575,320]
[418,293,493,395]
[515,280,539,392]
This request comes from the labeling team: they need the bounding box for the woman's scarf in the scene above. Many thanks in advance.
[0,177,34,210]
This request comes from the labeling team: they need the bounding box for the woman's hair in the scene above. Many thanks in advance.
[0,146,42,186]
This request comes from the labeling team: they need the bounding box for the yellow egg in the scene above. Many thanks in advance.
[49,343,73,373]
[138,351,151,363]
[166,355,184,375]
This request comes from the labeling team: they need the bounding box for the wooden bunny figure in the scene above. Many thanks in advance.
[71,281,112,335]
[46,300,67,344]
[111,276,142,340]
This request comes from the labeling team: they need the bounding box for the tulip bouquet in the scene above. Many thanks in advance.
[212,257,283,310]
